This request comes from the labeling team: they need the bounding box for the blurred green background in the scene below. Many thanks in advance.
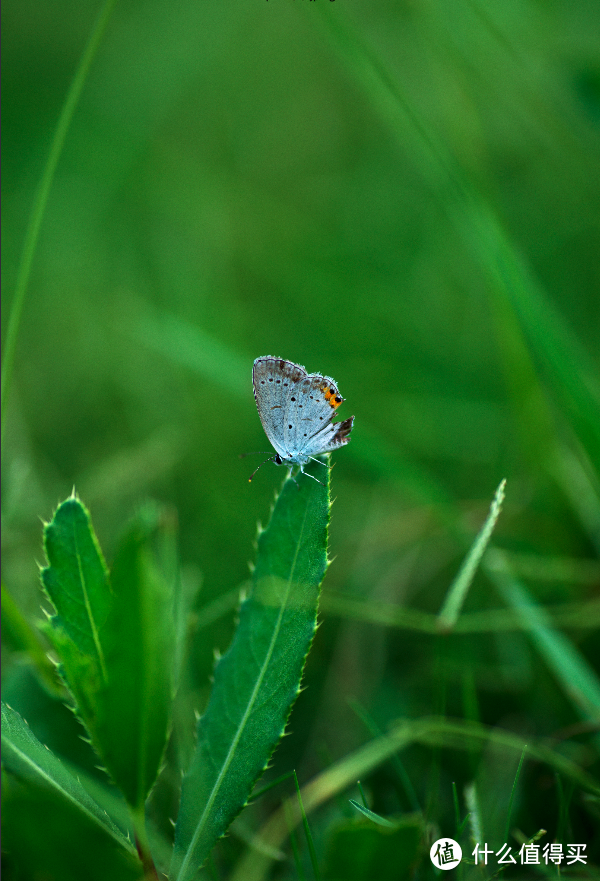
[2,0,600,878]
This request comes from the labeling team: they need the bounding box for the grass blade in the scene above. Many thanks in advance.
[1,0,118,447]
[486,551,600,723]
[294,770,320,880]
[437,479,506,631]
[349,800,399,829]
[231,716,599,881]
[503,744,527,845]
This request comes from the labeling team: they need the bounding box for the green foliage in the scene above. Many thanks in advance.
[41,498,175,811]
[42,498,112,683]
[3,471,332,879]
[172,463,330,879]
[3,0,600,877]
[1,701,135,854]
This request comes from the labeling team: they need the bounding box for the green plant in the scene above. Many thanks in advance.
[3,0,600,878]
[3,464,331,879]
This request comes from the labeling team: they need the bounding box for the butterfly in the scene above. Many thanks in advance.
[249,356,354,483]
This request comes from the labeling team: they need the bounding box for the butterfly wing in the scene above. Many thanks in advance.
[253,356,354,463]
[301,415,355,456]
[252,356,308,458]
[288,372,352,458]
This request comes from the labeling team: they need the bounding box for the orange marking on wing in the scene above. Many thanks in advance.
[322,385,343,408]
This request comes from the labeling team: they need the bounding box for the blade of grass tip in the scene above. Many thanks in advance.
[503,745,527,846]
[348,799,399,829]
[293,771,320,881]
[458,813,471,838]
[0,0,119,449]
[437,480,507,632]
[486,550,600,726]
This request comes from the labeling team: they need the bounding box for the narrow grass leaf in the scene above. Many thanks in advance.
[503,745,527,845]
[172,462,330,881]
[0,0,118,446]
[486,551,600,723]
[252,770,296,802]
[323,592,600,633]
[231,716,598,881]
[1,702,135,855]
[294,770,320,881]
[488,233,600,471]
[284,799,307,881]
[438,480,506,631]
[349,800,400,829]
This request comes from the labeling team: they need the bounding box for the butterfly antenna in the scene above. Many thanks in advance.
[248,455,277,482]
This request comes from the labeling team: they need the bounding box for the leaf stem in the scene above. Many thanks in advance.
[132,805,158,880]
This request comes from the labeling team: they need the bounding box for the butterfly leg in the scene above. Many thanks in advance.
[299,465,326,487]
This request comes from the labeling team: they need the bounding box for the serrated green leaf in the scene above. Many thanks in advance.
[40,499,176,809]
[1,701,136,856]
[42,497,111,682]
[172,462,331,881]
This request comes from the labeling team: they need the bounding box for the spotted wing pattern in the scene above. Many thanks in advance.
[252,356,354,465]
